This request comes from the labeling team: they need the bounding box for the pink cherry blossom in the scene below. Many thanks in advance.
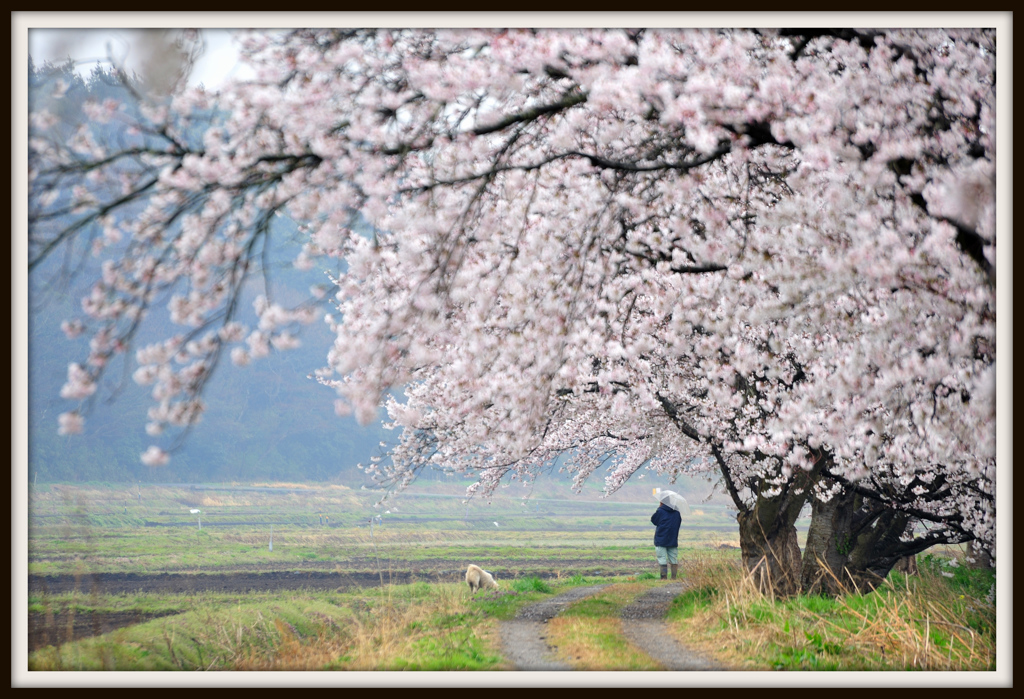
[57,411,84,435]
[140,446,170,466]
[28,28,996,566]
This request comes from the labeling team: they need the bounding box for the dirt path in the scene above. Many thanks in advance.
[620,582,722,670]
[497,580,722,671]
[498,584,610,670]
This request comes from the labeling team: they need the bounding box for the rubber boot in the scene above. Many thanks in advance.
[670,564,678,580]
[660,564,668,579]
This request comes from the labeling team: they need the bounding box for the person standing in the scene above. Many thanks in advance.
[651,497,682,580]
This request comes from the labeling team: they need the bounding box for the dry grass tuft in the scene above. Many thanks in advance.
[231,583,493,671]
[669,551,996,671]
[547,617,661,670]
[232,615,353,670]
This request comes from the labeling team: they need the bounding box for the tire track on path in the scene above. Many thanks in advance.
[620,582,722,670]
[498,584,610,670]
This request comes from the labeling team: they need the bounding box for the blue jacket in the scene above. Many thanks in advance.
[651,503,681,548]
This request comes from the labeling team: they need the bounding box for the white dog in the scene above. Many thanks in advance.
[465,564,499,594]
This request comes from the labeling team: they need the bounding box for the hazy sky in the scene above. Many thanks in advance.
[28,28,251,89]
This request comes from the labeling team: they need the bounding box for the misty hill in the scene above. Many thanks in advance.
[28,262,396,485]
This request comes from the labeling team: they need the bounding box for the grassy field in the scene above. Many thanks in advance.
[27,480,746,577]
[24,481,996,673]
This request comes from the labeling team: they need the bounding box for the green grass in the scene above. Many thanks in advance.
[559,581,655,619]
[769,630,847,671]
[386,611,505,670]
[667,585,717,620]
[29,588,309,617]
[917,553,996,599]
[510,576,553,593]
[562,595,621,618]
[468,586,553,620]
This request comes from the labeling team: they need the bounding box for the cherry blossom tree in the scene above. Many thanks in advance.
[29,28,997,594]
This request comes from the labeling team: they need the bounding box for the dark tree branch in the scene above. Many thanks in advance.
[711,443,748,514]
[471,90,588,136]
[822,467,977,533]
[671,263,729,274]
[778,29,882,59]
[654,392,701,441]
[28,176,161,271]
[938,216,996,286]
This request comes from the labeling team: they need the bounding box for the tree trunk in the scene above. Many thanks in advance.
[800,480,917,595]
[801,484,858,595]
[737,508,803,597]
[711,443,821,598]
[843,508,916,591]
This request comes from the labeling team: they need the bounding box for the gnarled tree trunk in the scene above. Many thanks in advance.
[714,444,821,598]
[801,479,923,595]
[841,507,917,591]
[737,507,803,597]
[801,483,859,595]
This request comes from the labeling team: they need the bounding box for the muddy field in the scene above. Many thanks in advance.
[28,559,646,596]
[28,610,178,653]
